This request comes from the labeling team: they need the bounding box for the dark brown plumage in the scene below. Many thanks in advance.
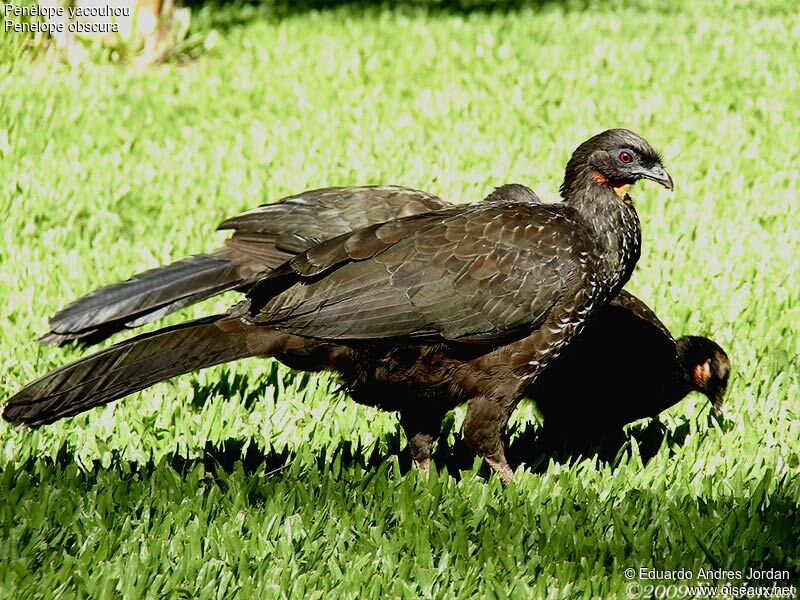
[5,129,675,481]
[39,186,450,346]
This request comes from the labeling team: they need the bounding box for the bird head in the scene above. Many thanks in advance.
[560,129,673,201]
[676,335,731,416]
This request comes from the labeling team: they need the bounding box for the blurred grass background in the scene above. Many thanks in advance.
[0,0,798,596]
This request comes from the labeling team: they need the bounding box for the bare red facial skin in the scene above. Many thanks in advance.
[592,171,631,202]
[693,360,711,388]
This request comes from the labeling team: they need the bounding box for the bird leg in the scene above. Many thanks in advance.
[464,395,514,484]
[407,432,435,474]
[399,407,447,474]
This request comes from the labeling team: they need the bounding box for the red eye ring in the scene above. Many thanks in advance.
[619,151,633,164]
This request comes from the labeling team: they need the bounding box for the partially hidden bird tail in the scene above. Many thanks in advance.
[4,316,282,427]
[39,250,250,346]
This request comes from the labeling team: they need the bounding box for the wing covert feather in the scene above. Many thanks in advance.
[244,203,589,343]
[219,186,452,239]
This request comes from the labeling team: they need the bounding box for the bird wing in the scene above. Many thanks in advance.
[219,185,453,239]
[241,202,586,344]
[218,185,545,271]
[214,185,455,273]
[40,186,454,346]
[607,290,674,342]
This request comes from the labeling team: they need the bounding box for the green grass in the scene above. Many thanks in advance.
[1,0,799,596]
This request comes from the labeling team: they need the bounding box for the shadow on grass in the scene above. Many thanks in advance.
[185,0,573,14]
[436,411,731,477]
[184,0,792,36]
[188,366,293,412]
[185,0,595,36]
[19,407,727,486]
[512,410,732,473]
[5,441,797,589]
[179,366,734,479]
[163,415,709,482]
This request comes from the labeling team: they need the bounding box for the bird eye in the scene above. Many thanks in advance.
[618,151,633,164]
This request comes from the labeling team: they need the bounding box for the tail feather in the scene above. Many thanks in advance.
[41,251,245,345]
[5,316,278,427]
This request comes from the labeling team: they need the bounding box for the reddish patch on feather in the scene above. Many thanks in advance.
[592,171,631,203]
[693,361,711,388]
[591,172,608,186]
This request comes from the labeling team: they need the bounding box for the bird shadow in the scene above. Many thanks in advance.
[183,417,709,483]
[188,367,290,411]
[431,411,730,478]
[9,365,731,487]
[16,413,714,491]
[183,372,737,480]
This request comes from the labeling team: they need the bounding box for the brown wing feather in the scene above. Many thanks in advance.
[243,202,590,343]
[219,185,452,237]
[42,186,452,345]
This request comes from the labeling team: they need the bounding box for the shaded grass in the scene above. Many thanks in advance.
[2,453,798,597]
[1,0,799,596]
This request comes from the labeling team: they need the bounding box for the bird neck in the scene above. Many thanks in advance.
[566,184,642,294]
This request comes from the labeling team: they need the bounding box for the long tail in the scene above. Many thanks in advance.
[5,316,282,427]
[39,250,248,346]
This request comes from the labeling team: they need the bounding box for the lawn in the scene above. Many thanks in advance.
[0,0,798,597]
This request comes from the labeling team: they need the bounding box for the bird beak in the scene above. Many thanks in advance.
[711,357,730,417]
[709,387,726,417]
[637,164,673,191]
